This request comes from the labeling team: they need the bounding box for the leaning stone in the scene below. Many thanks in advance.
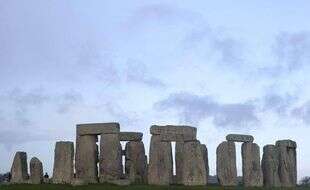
[175,141,184,184]
[10,152,28,183]
[75,135,98,183]
[150,125,196,141]
[125,141,147,184]
[226,134,254,143]
[182,140,207,186]
[242,142,263,187]
[201,144,209,183]
[77,122,120,135]
[30,157,43,184]
[276,140,297,187]
[120,132,143,141]
[216,141,237,186]
[262,145,281,187]
[148,135,173,185]
[99,133,122,182]
[52,141,74,184]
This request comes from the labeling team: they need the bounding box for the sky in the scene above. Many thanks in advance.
[1,0,310,180]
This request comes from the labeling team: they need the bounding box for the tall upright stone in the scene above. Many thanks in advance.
[216,141,237,186]
[52,141,74,184]
[30,157,43,184]
[242,142,263,187]
[125,141,147,184]
[75,135,98,183]
[175,141,184,184]
[148,135,173,185]
[276,140,297,187]
[10,152,28,183]
[201,144,209,183]
[99,133,122,182]
[262,145,281,187]
[182,141,207,186]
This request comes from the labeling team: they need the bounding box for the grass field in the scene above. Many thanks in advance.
[1,184,310,190]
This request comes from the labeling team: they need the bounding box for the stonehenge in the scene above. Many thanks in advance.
[8,124,297,188]
[10,152,29,183]
[52,141,74,184]
[148,125,207,186]
[30,157,43,184]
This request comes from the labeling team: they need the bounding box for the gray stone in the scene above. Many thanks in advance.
[175,141,184,184]
[201,144,209,183]
[125,141,147,184]
[276,140,297,187]
[52,141,74,184]
[150,125,196,141]
[148,135,173,185]
[182,141,207,186]
[109,179,131,186]
[99,133,122,182]
[120,132,143,141]
[75,135,98,183]
[30,157,43,184]
[226,134,254,143]
[216,141,237,186]
[242,142,263,187]
[262,145,281,187]
[10,152,28,183]
[71,178,88,186]
[77,123,120,135]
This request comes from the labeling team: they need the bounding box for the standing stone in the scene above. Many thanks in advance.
[276,140,297,187]
[175,141,184,184]
[262,145,281,187]
[201,144,209,183]
[10,152,28,183]
[242,142,263,187]
[125,141,147,184]
[182,141,207,186]
[52,141,74,184]
[100,133,122,183]
[30,157,43,184]
[75,135,98,183]
[216,141,237,186]
[148,135,173,185]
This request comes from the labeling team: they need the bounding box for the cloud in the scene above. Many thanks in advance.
[262,93,297,115]
[291,102,310,124]
[126,59,165,88]
[154,92,259,127]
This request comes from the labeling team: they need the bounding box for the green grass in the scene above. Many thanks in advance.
[1,184,310,190]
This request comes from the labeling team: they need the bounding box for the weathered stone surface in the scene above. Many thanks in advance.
[75,135,98,183]
[182,141,207,186]
[71,178,88,186]
[10,152,28,183]
[148,135,173,185]
[276,140,297,187]
[77,123,120,135]
[99,133,122,182]
[125,141,147,183]
[226,134,254,143]
[30,157,43,184]
[175,141,184,184]
[216,141,237,186]
[242,142,263,187]
[52,141,74,184]
[150,125,196,141]
[262,145,281,187]
[201,144,209,183]
[109,179,131,186]
[120,132,143,141]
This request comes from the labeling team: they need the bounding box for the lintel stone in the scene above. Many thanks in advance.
[226,134,254,143]
[77,123,120,135]
[150,125,196,141]
[119,132,143,141]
